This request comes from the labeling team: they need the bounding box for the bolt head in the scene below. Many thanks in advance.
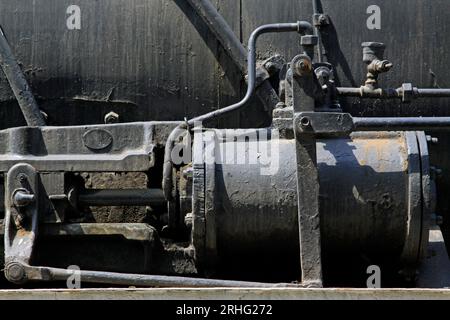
[319,15,328,24]
[5,262,26,283]
[293,58,312,76]
[104,111,119,124]
[426,135,439,145]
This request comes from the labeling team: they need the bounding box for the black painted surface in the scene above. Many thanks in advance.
[0,0,448,128]
[1,0,450,255]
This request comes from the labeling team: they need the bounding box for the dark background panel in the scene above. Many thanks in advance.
[0,0,448,128]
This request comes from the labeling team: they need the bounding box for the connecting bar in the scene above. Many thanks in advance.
[0,27,45,126]
[78,189,166,206]
[25,265,296,288]
[297,112,450,134]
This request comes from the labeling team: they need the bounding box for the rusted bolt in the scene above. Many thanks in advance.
[104,111,119,124]
[5,262,26,283]
[295,60,311,75]
[292,56,313,77]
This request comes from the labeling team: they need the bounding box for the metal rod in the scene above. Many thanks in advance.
[416,88,450,97]
[162,21,312,200]
[337,87,450,99]
[0,27,45,126]
[186,0,281,113]
[78,189,166,206]
[353,117,450,131]
[44,266,294,288]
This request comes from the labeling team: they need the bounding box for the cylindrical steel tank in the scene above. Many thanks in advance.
[189,129,431,280]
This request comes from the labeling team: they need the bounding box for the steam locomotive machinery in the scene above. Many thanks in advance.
[1,10,450,289]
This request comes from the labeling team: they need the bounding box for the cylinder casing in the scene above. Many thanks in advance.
[190,129,431,276]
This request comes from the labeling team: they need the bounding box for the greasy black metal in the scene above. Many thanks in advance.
[295,113,450,134]
[186,0,279,112]
[311,0,324,63]
[162,21,312,200]
[0,27,45,127]
[3,178,293,288]
[291,53,323,287]
[187,0,247,71]
[0,122,171,172]
[2,163,295,287]
[296,112,354,135]
[189,22,311,125]
[337,87,450,99]
[188,130,426,280]
[353,117,450,131]
[1,0,449,128]
[416,132,433,263]
[417,89,450,97]
[77,189,166,207]
[28,265,296,288]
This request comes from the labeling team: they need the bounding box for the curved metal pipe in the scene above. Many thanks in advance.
[162,21,312,200]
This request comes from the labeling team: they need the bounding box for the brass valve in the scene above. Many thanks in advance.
[362,42,393,89]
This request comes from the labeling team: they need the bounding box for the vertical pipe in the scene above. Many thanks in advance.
[0,27,45,126]
[312,0,324,63]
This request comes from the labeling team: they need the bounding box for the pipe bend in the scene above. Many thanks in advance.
[162,21,310,201]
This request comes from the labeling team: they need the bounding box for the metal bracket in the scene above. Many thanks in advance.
[4,163,39,284]
[291,54,324,287]
[295,112,354,136]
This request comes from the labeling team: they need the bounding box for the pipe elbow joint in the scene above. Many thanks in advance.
[297,21,314,35]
